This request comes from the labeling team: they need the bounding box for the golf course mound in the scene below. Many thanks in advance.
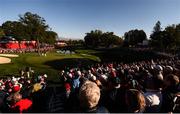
[0,57,11,64]
[0,54,19,58]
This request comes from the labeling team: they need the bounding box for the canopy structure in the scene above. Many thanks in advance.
[0,37,37,49]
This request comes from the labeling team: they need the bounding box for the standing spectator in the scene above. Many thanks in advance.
[161,74,179,113]
[144,77,162,112]
[125,89,146,113]
[79,81,109,113]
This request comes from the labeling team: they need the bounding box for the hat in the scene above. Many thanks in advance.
[154,65,163,71]
[165,66,173,71]
[91,76,97,81]
[32,83,42,93]
[43,74,48,78]
[100,74,108,81]
[13,85,20,93]
[12,77,17,82]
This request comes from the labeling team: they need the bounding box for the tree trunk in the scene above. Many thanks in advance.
[37,38,41,55]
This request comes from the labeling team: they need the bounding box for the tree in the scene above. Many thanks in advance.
[19,12,49,42]
[84,30,123,48]
[1,21,26,41]
[150,21,163,48]
[153,21,161,33]
[124,29,147,46]
[44,31,58,44]
[18,12,57,54]
[84,30,103,47]
[150,21,180,49]
[0,27,5,37]
[175,24,180,47]
[101,32,123,47]
[1,12,57,45]
[164,25,177,48]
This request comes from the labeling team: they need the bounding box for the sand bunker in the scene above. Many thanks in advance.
[0,54,19,57]
[0,57,11,64]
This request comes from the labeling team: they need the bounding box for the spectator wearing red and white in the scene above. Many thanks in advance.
[4,78,13,92]
[64,83,71,98]
[10,92,32,113]
[12,77,22,88]
[12,85,21,93]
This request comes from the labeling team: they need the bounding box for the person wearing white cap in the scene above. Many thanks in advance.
[153,65,164,81]
[144,77,162,112]
[163,66,174,78]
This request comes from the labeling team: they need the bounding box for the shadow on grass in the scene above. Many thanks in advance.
[44,58,98,70]
[92,47,172,63]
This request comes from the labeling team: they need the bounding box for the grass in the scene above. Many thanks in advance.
[0,47,169,81]
[0,51,100,81]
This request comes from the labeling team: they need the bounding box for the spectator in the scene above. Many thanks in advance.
[144,77,162,112]
[79,80,109,113]
[125,89,146,113]
[161,74,179,113]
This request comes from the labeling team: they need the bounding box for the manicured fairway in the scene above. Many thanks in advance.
[0,51,100,81]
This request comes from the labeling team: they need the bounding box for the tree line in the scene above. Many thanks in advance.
[150,21,180,50]
[0,12,58,44]
[84,21,180,50]
[1,12,180,50]
[84,30,123,48]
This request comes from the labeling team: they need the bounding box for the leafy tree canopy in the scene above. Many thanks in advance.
[124,29,147,46]
[84,30,123,48]
[1,12,58,44]
[150,21,180,49]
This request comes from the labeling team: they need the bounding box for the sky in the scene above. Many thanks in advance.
[0,0,180,39]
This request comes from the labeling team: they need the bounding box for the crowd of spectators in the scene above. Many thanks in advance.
[0,46,54,54]
[0,57,179,113]
[60,57,180,113]
[0,70,48,113]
